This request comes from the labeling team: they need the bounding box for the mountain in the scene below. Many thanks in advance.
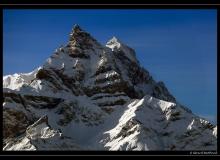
[3,25,217,151]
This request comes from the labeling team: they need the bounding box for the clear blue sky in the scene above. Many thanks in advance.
[3,9,217,124]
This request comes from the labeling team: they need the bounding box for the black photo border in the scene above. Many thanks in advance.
[0,2,219,157]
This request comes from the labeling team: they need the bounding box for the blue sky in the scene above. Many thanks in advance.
[3,9,217,123]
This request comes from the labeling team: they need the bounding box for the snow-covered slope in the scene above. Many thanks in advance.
[3,115,81,150]
[101,95,216,150]
[3,24,217,151]
[3,67,41,90]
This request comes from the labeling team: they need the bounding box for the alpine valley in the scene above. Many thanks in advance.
[3,25,217,151]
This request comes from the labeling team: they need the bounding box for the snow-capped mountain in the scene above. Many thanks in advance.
[3,25,217,151]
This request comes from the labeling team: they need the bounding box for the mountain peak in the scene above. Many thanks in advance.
[106,36,122,48]
[69,24,99,48]
[73,24,83,33]
[109,36,121,43]
[106,36,139,64]
[3,25,217,151]
[69,24,85,39]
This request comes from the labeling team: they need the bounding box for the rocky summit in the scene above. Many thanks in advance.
[3,25,217,151]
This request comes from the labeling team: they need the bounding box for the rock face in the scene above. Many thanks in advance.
[3,115,81,150]
[3,25,217,151]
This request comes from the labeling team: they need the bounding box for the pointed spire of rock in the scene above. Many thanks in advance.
[73,24,82,32]
[69,24,100,48]
[69,24,83,40]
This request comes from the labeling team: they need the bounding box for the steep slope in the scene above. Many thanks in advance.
[3,115,82,150]
[101,95,216,150]
[3,25,217,151]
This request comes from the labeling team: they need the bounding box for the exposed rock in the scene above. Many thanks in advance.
[3,115,81,150]
[3,108,30,139]
[3,24,216,151]
[36,69,49,80]
[23,95,63,109]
